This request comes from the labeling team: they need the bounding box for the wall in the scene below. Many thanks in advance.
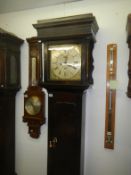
[0,0,131,175]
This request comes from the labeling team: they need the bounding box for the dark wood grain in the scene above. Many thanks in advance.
[48,91,82,175]
[33,13,98,41]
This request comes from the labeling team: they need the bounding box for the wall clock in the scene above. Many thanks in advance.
[33,13,99,175]
[23,37,45,138]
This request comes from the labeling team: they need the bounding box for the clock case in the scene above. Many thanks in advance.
[0,28,23,175]
[33,13,99,91]
[33,14,99,175]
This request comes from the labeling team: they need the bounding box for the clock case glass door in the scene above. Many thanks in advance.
[0,32,23,90]
[7,51,20,87]
[0,49,20,89]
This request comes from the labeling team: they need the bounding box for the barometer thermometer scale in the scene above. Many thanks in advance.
[104,44,117,149]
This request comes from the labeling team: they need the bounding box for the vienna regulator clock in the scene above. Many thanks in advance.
[23,37,45,138]
[33,13,98,175]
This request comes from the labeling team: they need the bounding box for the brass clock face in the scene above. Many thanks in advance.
[49,44,81,80]
[25,96,42,115]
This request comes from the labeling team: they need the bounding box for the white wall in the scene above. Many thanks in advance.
[0,0,131,175]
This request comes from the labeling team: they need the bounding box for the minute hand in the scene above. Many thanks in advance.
[67,64,77,69]
[61,63,78,69]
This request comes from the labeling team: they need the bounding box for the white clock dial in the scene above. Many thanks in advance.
[49,44,81,80]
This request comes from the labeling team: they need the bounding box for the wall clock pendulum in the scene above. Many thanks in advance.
[23,37,46,138]
[0,28,23,174]
[104,44,117,149]
[33,14,99,175]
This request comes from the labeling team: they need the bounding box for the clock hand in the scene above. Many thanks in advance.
[61,62,77,69]
[67,64,77,69]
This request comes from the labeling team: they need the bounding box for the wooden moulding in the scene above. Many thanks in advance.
[33,13,99,41]
[126,14,131,97]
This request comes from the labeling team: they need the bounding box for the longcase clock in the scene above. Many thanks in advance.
[0,28,23,175]
[33,14,99,175]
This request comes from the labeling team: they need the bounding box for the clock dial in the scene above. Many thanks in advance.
[25,96,41,115]
[49,44,81,80]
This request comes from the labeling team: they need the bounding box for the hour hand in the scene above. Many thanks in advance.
[67,64,77,69]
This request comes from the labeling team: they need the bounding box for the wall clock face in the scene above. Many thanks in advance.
[25,96,42,115]
[49,44,81,81]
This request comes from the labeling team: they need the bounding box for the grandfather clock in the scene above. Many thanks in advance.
[33,14,99,175]
[0,28,23,175]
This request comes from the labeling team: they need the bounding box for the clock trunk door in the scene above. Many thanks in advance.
[48,91,82,175]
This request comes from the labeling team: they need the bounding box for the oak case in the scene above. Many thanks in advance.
[33,14,99,175]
